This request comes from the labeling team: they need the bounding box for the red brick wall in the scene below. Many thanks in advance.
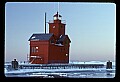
[29,41,49,64]
[48,37,70,64]
[49,20,66,39]
[49,23,59,38]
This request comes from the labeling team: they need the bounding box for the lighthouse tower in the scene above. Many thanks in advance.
[49,12,65,39]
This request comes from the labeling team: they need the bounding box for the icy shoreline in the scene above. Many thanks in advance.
[5,68,115,78]
[4,61,116,78]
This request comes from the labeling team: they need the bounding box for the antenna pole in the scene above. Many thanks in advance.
[58,2,59,19]
[45,12,46,34]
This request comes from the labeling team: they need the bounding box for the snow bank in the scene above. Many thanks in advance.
[69,61,116,66]
[4,60,116,74]
[5,67,115,74]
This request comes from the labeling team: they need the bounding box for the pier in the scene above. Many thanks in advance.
[5,63,104,70]
[19,64,104,69]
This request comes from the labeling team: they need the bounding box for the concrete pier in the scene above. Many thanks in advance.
[18,63,104,69]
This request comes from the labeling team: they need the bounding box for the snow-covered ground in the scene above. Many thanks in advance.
[4,61,116,78]
[69,61,115,66]
[5,61,115,65]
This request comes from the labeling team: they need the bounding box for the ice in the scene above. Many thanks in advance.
[69,61,115,66]
[4,61,116,78]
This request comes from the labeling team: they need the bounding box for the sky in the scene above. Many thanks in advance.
[5,2,116,62]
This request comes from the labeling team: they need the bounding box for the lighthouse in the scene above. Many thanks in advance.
[28,12,71,64]
[49,12,65,39]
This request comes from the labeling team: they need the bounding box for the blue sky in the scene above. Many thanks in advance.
[5,2,116,62]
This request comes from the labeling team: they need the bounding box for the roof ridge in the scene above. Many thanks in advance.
[28,33,53,41]
[33,33,53,34]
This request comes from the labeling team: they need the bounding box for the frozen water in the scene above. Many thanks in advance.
[4,61,116,78]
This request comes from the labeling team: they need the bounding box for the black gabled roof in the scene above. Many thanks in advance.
[28,33,53,41]
[57,35,71,44]
[59,35,66,42]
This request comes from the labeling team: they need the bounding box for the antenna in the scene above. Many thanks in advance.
[58,2,59,19]
[45,12,46,34]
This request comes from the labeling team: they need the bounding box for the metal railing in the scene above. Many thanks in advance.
[49,20,66,24]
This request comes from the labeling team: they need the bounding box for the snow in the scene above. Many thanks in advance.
[29,74,48,77]
[60,35,62,38]
[69,61,116,66]
[4,61,116,78]
[5,67,115,74]
[4,68,7,73]
[5,68,115,78]
[31,36,35,39]
[4,61,116,66]
[30,56,41,58]
[55,43,64,46]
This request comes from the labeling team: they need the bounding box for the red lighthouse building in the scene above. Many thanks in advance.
[28,12,71,64]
